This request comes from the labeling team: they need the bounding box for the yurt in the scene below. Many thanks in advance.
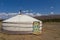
[1,12,42,34]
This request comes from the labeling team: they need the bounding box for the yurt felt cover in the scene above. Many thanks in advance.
[3,15,41,23]
[2,15,42,34]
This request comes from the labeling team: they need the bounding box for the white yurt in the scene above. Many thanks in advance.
[1,11,42,34]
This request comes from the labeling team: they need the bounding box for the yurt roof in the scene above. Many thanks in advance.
[3,14,41,23]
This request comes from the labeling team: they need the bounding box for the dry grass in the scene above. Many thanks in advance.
[0,22,60,40]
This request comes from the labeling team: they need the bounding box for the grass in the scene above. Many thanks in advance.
[40,19,60,23]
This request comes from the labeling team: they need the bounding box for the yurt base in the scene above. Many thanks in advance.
[1,29,42,35]
[1,29,33,35]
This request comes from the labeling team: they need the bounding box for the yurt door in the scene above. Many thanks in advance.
[33,21,40,34]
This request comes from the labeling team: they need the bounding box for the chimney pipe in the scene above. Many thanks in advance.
[19,10,22,15]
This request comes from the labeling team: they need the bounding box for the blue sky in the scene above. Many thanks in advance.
[0,0,60,14]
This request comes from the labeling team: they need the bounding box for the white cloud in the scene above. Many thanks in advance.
[50,12,54,14]
[25,13,29,15]
[50,6,54,9]
[26,13,33,15]
[29,13,34,15]
[36,13,42,16]
[23,10,29,13]
[22,11,26,13]
[0,13,18,19]
[8,13,18,15]
[25,13,35,17]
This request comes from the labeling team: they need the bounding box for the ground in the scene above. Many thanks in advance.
[0,22,60,40]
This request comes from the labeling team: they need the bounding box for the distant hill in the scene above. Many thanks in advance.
[34,15,60,20]
[34,15,60,22]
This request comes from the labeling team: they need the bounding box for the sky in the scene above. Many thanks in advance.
[0,0,60,14]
